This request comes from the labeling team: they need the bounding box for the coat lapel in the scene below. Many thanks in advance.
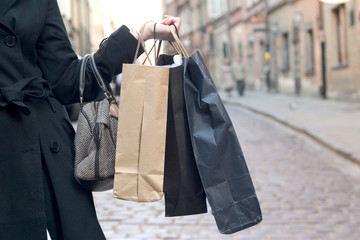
[0,0,17,16]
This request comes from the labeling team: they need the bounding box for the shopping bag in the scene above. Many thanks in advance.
[113,35,169,202]
[157,54,207,216]
[184,52,262,233]
[167,28,262,234]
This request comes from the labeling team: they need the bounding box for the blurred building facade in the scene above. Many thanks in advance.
[322,0,360,100]
[89,0,105,53]
[163,0,360,101]
[57,0,91,56]
[266,0,323,96]
[163,0,267,88]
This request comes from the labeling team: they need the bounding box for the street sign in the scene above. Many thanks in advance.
[250,16,267,23]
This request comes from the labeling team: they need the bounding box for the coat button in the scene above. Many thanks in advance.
[4,36,16,47]
[50,142,60,153]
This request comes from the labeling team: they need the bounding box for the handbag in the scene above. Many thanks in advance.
[74,53,119,192]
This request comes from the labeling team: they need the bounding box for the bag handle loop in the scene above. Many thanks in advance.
[89,53,115,102]
[142,23,163,65]
[133,22,153,65]
[167,26,189,58]
[79,54,90,106]
[134,23,186,65]
[79,53,116,106]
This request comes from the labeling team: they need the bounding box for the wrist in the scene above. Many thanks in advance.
[130,28,140,40]
[141,22,154,41]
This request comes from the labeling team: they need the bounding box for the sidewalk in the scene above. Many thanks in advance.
[220,90,360,165]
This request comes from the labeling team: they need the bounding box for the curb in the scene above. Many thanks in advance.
[223,99,360,166]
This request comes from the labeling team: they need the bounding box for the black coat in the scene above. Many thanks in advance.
[0,0,139,239]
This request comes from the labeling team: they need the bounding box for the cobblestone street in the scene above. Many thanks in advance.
[93,104,360,240]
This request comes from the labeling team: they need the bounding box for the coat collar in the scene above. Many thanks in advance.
[0,0,17,16]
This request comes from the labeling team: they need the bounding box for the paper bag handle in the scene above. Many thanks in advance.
[142,23,162,65]
[167,26,190,58]
[132,22,154,65]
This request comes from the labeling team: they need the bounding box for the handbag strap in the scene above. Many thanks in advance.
[89,53,115,101]
[79,53,115,106]
[79,54,90,106]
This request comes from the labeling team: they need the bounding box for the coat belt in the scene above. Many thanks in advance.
[0,77,51,115]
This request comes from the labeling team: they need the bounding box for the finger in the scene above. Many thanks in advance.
[165,18,178,26]
[160,15,171,24]
[165,20,172,25]
[160,19,172,25]
[161,18,173,25]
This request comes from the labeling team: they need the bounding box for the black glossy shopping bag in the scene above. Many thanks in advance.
[158,26,262,233]
[182,52,262,234]
[157,54,207,217]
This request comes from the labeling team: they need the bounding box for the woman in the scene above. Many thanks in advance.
[221,60,235,97]
[0,1,180,239]
[231,56,246,96]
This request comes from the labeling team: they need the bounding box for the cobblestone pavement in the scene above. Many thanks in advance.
[93,104,360,240]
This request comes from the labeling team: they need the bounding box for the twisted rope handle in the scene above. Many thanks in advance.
[167,26,189,58]
[133,22,153,65]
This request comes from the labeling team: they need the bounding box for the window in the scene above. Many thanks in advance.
[281,33,290,72]
[246,0,259,8]
[246,0,252,8]
[247,34,254,59]
[192,4,202,31]
[350,10,355,26]
[333,5,348,65]
[305,29,315,74]
[207,0,226,19]
[198,3,204,30]
[259,40,265,70]
[229,0,242,11]
[223,42,229,59]
[179,5,192,35]
[238,41,243,58]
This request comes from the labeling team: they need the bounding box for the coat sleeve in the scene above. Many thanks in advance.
[36,0,140,105]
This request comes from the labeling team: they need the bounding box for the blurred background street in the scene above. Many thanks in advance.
[63,0,360,239]
[91,94,360,239]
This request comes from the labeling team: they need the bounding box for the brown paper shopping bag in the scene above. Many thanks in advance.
[113,35,169,202]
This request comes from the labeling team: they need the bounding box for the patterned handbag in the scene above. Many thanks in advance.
[74,53,118,191]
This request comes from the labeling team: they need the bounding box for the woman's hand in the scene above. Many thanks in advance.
[141,16,181,41]
[160,15,181,33]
